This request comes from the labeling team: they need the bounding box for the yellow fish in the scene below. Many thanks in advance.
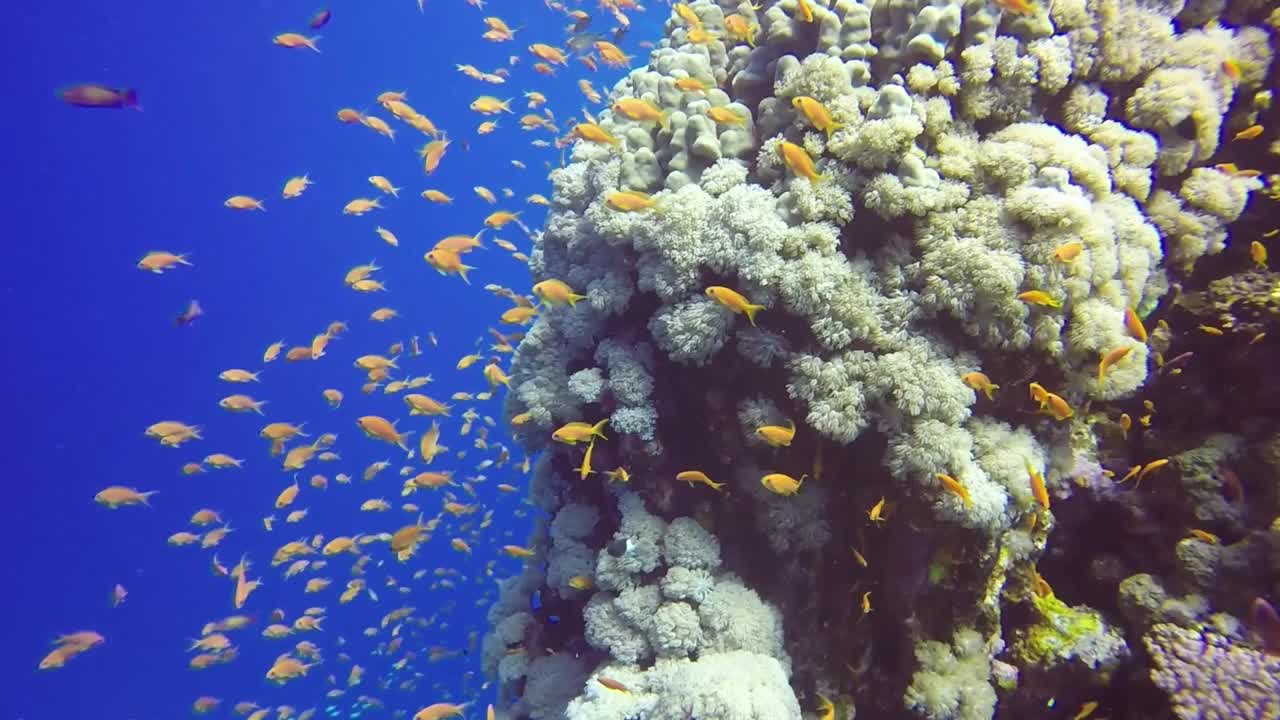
[755,420,796,447]
[761,472,804,496]
[705,286,765,326]
[552,419,609,445]
[1017,290,1061,309]
[778,141,821,181]
[792,96,840,137]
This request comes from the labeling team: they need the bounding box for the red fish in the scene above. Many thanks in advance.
[597,676,630,693]
[1218,463,1244,503]
[1251,597,1280,655]
[309,8,331,29]
[59,84,141,110]
[176,300,204,326]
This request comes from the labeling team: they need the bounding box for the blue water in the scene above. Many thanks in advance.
[7,2,654,716]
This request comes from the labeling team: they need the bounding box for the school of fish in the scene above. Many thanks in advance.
[50,0,1280,718]
[55,2,654,719]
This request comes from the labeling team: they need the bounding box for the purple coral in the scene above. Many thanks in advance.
[1144,623,1280,720]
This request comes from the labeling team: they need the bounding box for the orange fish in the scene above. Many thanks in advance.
[994,0,1037,14]
[1027,460,1049,510]
[1124,307,1148,343]
[676,470,724,492]
[936,473,971,507]
[1098,345,1133,382]
[1233,124,1263,141]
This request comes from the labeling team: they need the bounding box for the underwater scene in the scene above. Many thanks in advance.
[12,0,1280,718]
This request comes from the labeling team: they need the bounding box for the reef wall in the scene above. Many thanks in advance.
[483,0,1278,717]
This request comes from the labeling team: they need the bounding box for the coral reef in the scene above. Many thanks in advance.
[482,0,1279,717]
[1145,623,1280,719]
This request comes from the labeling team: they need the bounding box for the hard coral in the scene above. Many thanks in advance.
[1145,623,1280,720]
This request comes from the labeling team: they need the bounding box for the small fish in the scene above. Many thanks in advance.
[424,248,475,284]
[1135,457,1169,486]
[225,195,265,211]
[95,486,158,508]
[676,470,724,492]
[176,300,204,326]
[792,96,840,137]
[1027,460,1049,510]
[1187,529,1219,544]
[1071,701,1098,720]
[1222,58,1243,83]
[59,84,141,110]
[612,98,665,126]
[1017,290,1061,309]
[1251,240,1268,269]
[760,472,804,496]
[960,371,999,401]
[756,419,796,447]
[273,33,322,53]
[110,584,128,607]
[936,473,971,507]
[867,497,887,524]
[1124,306,1148,343]
[578,439,596,480]
[1233,124,1263,141]
[1097,345,1133,382]
[605,190,658,212]
[1250,597,1280,655]
[572,122,618,145]
[850,547,868,568]
[705,286,765,326]
[551,419,608,445]
[1052,241,1084,262]
[309,8,331,29]
[778,141,821,181]
[470,96,514,114]
[597,677,630,693]
[502,545,536,559]
[994,0,1038,14]
[532,279,586,307]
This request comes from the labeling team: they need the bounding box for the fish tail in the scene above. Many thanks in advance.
[591,418,609,440]
[140,490,159,506]
[743,303,765,327]
[458,264,474,285]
